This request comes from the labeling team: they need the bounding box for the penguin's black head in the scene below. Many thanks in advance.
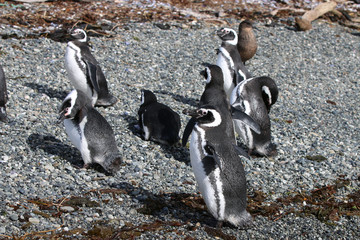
[58,90,91,122]
[239,20,254,30]
[69,28,88,43]
[183,106,222,127]
[140,89,157,106]
[200,65,224,87]
[216,28,238,44]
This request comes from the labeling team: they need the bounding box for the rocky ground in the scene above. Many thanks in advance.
[0,0,360,239]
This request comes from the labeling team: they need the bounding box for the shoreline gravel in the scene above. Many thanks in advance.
[0,18,359,239]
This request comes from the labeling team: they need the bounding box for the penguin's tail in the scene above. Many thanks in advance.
[227,210,254,230]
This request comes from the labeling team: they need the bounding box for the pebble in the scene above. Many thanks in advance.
[28,218,40,224]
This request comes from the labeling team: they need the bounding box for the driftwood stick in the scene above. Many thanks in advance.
[296,1,337,31]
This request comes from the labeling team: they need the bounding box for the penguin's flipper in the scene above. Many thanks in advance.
[233,144,250,159]
[204,144,223,170]
[231,106,261,134]
[182,117,196,147]
[84,60,100,93]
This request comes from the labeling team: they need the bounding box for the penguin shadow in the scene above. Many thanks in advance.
[26,133,83,167]
[351,32,360,37]
[119,113,141,137]
[153,90,198,107]
[159,144,191,166]
[24,83,68,101]
[110,181,218,227]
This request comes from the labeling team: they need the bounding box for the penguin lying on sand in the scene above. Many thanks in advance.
[230,76,279,157]
[65,28,117,107]
[138,89,181,145]
[0,65,8,123]
[182,65,260,151]
[216,27,251,99]
[59,89,122,175]
[183,104,253,229]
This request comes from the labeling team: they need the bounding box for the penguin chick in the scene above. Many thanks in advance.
[230,76,279,157]
[0,65,8,123]
[216,27,251,99]
[138,89,181,145]
[237,20,257,64]
[59,89,122,175]
[183,106,253,229]
[65,28,117,107]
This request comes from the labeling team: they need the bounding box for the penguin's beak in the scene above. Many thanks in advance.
[183,108,199,118]
[57,109,67,124]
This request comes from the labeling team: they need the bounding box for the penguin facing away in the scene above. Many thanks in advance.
[182,65,260,151]
[216,27,251,99]
[59,89,122,175]
[230,76,279,157]
[0,65,8,123]
[65,29,117,107]
[237,20,257,64]
[183,105,253,229]
[138,89,181,145]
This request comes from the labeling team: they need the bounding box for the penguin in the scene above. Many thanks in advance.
[0,65,8,123]
[182,65,260,150]
[216,27,251,99]
[58,89,122,175]
[138,89,181,145]
[65,28,117,107]
[230,76,279,157]
[183,105,253,229]
[237,20,257,64]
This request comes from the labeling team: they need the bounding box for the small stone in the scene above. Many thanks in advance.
[9,214,18,221]
[60,206,75,212]
[0,227,6,233]
[28,218,40,224]
[44,164,55,172]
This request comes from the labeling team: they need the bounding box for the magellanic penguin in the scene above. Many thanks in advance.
[237,20,257,64]
[138,89,181,145]
[65,29,117,107]
[59,89,122,175]
[183,105,253,229]
[230,76,279,157]
[182,65,260,151]
[0,65,8,123]
[216,27,251,99]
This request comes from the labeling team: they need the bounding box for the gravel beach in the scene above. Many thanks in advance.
[0,15,359,239]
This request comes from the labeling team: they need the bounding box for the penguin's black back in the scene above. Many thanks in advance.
[0,65,7,107]
[84,108,119,159]
[139,101,181,145]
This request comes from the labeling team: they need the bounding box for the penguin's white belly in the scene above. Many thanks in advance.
[64,118,91,165]
[216,55,234,98]
[233,99,254,149]
[190,128,225,220]
[65,46,93,101]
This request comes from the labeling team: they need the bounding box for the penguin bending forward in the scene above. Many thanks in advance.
[65,29,117,107]
[216,27,251,99]
[138,89,181,145]
[183,105,253,229]
[59,89,122,175]
[230,76,279,157]
[0,65,8,123]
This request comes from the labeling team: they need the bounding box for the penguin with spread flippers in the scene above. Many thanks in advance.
[230,76,279,156]
[65,29,117,107]
[216,27,251,99]
[183,105,253,229]
[59,89,122,175]
[0,65,8,123]
[138,89,181,145]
